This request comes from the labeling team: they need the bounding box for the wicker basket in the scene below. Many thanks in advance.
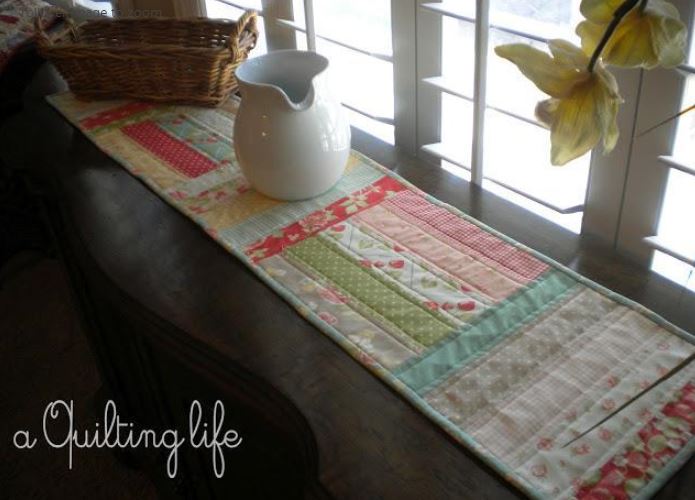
[35,9,258,107]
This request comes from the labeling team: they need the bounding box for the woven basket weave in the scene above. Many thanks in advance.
[35,9,258,107]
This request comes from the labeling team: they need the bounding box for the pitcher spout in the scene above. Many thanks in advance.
[235,50,329,112]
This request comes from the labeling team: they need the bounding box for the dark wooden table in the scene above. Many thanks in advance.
[2,63,693,499]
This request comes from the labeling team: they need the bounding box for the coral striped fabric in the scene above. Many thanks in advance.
[49,92,695,499]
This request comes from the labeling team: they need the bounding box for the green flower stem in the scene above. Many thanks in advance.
[588,0,642,72]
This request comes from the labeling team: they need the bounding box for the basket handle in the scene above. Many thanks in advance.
[229,10,259,56]
[34,7,79,47]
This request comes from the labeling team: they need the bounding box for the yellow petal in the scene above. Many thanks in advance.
[578,1,686,69]
[648,10,687,67]
[576,20,605,57]
[495,44,583,98]
[601,96,621,152]
[595,69,622,152]
[595,64,621,99]
[535,99,558,129]
[646,0,682,20]
[580,0,624,23]
[550,74,619,165]
[602,11,659,68]
[548,39,589,68]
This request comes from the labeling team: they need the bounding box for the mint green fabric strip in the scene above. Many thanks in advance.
[219,162,384,246]
[395,270,577,395]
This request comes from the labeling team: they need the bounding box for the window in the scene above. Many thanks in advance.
[420,1,588,233]
[201,0,394,143]
[647,8,695,291]
[191,0,695,291]
[287,0,395,144]
[197,1,594,232]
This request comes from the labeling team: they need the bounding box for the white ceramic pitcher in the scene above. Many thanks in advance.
[233,50,351,201]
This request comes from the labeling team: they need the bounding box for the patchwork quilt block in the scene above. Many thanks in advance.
[49,92,695,499]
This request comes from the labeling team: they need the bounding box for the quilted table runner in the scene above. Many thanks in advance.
[49,92,695,499]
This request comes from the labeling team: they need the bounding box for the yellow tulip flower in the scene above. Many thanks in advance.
[495,40,622,166]
[577,0,687,68]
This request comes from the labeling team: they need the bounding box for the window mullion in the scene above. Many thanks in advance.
[416,0,443,162]
[581,69,643,243]
[391,0,418,154]
[614,0,695,263]
[303,0,316,51]
[261,0,297,51]
[471,0,490,186]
